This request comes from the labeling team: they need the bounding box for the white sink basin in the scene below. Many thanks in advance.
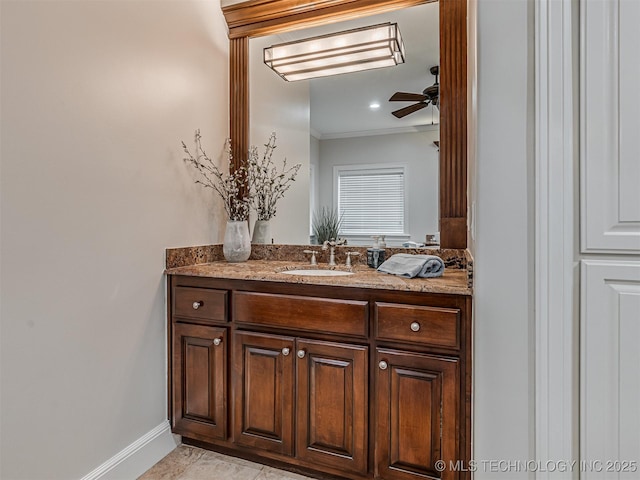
[280,269,354,277]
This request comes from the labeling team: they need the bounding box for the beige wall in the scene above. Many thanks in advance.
[0,1,229,478]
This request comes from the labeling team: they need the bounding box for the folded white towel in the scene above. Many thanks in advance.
[377,253,445,278]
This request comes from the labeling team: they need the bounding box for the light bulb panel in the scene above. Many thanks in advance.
[264,23,405,82]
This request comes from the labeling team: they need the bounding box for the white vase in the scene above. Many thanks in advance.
[223,220,251,262]
[251,219,271,244]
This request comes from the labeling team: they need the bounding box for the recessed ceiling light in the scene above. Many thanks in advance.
[369,102,381,110]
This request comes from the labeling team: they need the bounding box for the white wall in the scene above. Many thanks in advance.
[0,1,229,478]
[249,36,310,244]
[310,135,321,237]
[473,0,535,478]
[317,130,439,245]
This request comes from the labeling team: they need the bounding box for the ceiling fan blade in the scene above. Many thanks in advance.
[389,92,428,102]
[392,102,428,118]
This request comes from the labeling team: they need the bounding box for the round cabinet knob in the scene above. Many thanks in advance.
[213,338,222,346]
[379,360,388,370]
[410,322,421,332]
[282,347,290,356]
[297,350,306,359]
[192,301,202,310]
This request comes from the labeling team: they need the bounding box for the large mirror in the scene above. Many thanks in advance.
[222,0,468,248]
[249,3,440,246]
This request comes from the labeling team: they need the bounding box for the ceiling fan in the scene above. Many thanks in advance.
[389,66,439,118]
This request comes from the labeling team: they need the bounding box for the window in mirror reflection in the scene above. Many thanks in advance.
[249,2,439,247]
[336,164,407,242]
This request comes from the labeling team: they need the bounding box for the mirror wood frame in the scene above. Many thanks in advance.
[222,0,467,248]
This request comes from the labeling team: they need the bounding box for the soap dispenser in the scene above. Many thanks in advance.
[367,235,386,268]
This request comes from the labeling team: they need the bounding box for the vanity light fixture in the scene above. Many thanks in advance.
[264,23,405,82]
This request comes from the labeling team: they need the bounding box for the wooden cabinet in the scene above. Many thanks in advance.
[172,323,227,442]
[168,275,471,480]
[234,291,368,337]
[375,302,460,349]
[173,286,228,324]
[296,339,368,474]
[232,331,295,455]
[233,332,369,474]
[171,283,229,443]
[375,349,459,480]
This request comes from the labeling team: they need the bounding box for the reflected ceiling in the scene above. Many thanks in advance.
[268,3,439,138]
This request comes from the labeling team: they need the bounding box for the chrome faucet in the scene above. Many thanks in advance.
[345,252,361,268]
[322,238,347,266]
[303,249,318,265]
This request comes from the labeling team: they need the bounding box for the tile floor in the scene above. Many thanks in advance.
[138,445,316,480]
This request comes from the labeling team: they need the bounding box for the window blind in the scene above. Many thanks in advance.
[337,167,405,235]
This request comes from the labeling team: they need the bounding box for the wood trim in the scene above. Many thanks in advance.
[230,37,249,172]
[440,217,467,249]
[222,0,436,39]
[223,0,467,248]
[439,0,467,248]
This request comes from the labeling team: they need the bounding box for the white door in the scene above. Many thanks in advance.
[581,261,640,479]
[580,1,640,477]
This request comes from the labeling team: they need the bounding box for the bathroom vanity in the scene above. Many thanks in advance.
[167,0,473,474]
[166,247,472,480]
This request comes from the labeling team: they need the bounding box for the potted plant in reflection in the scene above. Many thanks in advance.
[182,130,251,262]
[247,132,302,244]
[312,207,343,244]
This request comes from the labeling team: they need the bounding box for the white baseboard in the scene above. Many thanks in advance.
[80,420,178,480]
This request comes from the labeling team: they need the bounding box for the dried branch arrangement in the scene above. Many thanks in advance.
[181,130,250,221]
[182,131,301,222]
[247,132,302,221]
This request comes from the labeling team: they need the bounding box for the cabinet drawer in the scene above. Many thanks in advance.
[375,302,460,349]
[173,286,227,323]
[234,292,368,337]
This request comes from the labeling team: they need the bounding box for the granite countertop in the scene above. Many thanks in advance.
[165,259,472,296]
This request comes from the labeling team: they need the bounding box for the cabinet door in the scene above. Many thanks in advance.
[375,348,459,480]
[581,261,640,480]
[233,331,295,455]
[172,323,227,442]
[581,0,640,253]
[296,339,368,474]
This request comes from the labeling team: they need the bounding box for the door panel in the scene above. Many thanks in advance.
[172,323,227,442]
[376,348,459,480]
[581,261,640,479]
[581,0,640,253]
[296,339,368,474]
[233,331,295,455]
